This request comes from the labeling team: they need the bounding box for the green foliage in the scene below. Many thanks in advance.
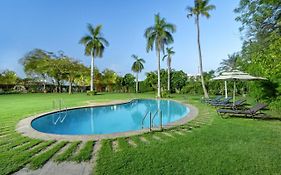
[79,24,109,58]
[131,55,145,73]
[171,70,188,93]
[87,90,97,96]
[20,49,91,93]
[145,13,176,97]
[0,69,18,85]
[160,90,170,98]
[186,0,216,98]
[235,0,281,101]
[269,97,281,113]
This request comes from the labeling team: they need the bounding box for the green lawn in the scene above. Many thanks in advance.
[0,93,281,175]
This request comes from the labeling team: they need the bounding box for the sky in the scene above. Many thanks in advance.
[0,0,242,80]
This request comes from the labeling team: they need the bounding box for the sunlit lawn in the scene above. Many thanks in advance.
[0,93,281,175]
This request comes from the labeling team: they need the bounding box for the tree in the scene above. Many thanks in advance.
[79,24,109,92]
[145,14,176,98]
[235,0,281,100]
[131,54,145,93]
[186,0,216,98]
[217,53,241,73]
[20,49,51,91]
[123,73,135,92]
[102,69,117,92]
[0,70,18,85]
[74,66,90,92]
[171,70,188,92]
[162,47,175,92]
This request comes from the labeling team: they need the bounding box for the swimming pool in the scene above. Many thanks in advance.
[31,99,190,135]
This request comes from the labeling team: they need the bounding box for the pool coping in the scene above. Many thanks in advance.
[16,99,198,141]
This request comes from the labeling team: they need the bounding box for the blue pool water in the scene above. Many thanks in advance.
[31,99,189,135]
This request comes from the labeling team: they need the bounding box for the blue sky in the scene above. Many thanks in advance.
[0,0,242,79]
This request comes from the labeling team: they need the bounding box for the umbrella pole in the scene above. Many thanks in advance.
[233,80,236,106]
[224,81,228,98]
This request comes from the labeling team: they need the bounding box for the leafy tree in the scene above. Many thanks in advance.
[74,66,90,92]
[162,47,175,92]
[145,14,176,98]
[79,24,109,92]
[123,73,135,92]
[144,71,158,90]
[235,0,281,101]
[171,70,188,93]
[0,70,18,85]
[131,54,145,93]
[186,0,216,98]
[20,49,51,91]
[102,69,117,92]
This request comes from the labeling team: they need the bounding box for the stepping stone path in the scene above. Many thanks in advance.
[14,141,101,175]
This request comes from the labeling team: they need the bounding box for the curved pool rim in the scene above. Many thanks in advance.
[16,99,198,141]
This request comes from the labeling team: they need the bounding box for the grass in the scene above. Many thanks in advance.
[55,141,81,162]
[72,141,94,162]
[94,95,281,175]
[0,92,281,175]
[29,141,68,169]
[0,93,153,174]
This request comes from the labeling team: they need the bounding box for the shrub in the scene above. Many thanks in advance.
[161,90,171,98]
[86,90,97,96]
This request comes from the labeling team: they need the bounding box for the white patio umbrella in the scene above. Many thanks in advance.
[212,70,266,105]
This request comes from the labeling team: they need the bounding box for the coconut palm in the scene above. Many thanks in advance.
[145,14,176,98]
[186,0,215,98]
[217,53,240,73]
[79,24,109,91]
[131,54,145,93]
[162,47,175,92]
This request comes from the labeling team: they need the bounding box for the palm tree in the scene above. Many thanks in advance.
[186,0,215,98]
[162,47,175,92]
[217,53,240,73]
[145,14,176,98]
[131,54,145,93]
[79,24,109,91]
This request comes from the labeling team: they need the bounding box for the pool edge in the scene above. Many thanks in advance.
[16,99,198,141]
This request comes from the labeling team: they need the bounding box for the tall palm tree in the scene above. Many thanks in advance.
[145,14,176,98]
[131,54,145,93]
[217,53,240,73]
[162,47,175,92]
[186,0,215,98]
[79,24,109,91]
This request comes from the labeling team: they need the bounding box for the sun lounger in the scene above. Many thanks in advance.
[217,103,268,118]
[212,99,246,109]
[201,95,223,103]
[209,97,232,106]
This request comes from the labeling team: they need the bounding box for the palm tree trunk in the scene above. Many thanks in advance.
[196,16,209,98]
[167,57,171,92]
[90,55,94,91]
[136,72,138,93]
[68,77,72,94]
[157,49,161,98]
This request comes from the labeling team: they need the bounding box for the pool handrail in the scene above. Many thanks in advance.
[141,110,150,129]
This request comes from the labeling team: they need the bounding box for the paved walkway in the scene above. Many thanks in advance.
[14,161,92,175]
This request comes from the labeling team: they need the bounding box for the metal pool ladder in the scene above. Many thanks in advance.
[141,109,163,131]
[52,99,68,125]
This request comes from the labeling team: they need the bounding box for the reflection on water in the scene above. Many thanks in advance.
[32,99,189,135]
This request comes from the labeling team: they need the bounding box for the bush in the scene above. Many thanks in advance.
[161,90,171,98]
[269,98,281,113]
[86,90,97,96]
